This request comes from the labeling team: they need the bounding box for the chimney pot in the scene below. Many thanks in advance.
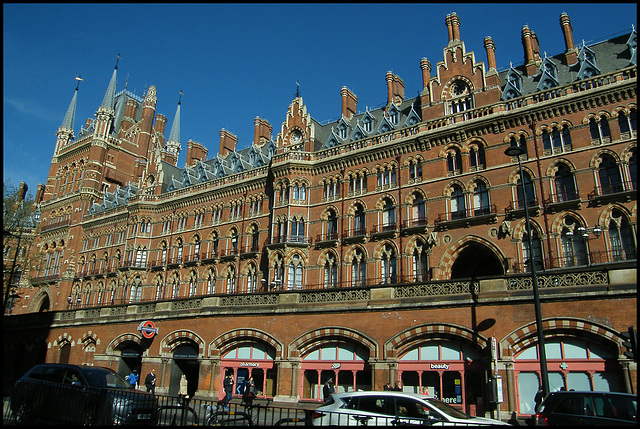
[450,12,461,41]
[484,36,497,70]
[420,58,432,89]
[445,14,453,43]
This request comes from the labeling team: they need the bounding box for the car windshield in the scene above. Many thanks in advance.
[81,368,130,389]
[424,398,472,419]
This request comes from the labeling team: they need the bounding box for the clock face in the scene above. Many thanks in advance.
[291,130,302,143]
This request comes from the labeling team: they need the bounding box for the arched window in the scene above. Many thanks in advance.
[155,277,163,300]
[554,164,578,202]
[324,253,338,288]
[469,145,485,170]
[291,217,304,242]
[447,148,462,175]
[176,238,183,263]
[381,244,397,284]
[193,236,201,260]
[412,193,427,225]
[246,263,258,293]
[351,249,366,288]
[412,241,429,282]
[522,223,544,272]
[251,226,260,251]
[225,267,237,294]
[450,184,466,219]
[516,171,536,209]
[129,277,142,303]
[561,217,588,267]
[288,254,303,290]
[171,274,180,298]
[472,181,490,216]
[211,232,220,256]
[608,210,636,262]
[206,270,216,294]
[327,210,338,240]
[590,115,611,143]
[354,204,366,235]
[597,154,623,194]
[230,229,239,254]
[382,199,396,230]
[629,149,637,190]
[188,272,197,297]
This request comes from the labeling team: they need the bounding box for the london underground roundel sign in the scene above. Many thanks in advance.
[138,320,158,339]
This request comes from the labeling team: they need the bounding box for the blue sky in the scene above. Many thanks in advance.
[3,3,637,195]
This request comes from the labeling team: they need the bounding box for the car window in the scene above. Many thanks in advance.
[346,396,395,416]
[425,398,472,420]
[395,397,428,418]
[592,395,635,421]
[553,396,584,415]
[82,368,129,389]
[63,369,83,386]
[29,366,66,383]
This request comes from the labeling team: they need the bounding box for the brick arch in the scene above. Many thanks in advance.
[384,323,489,359]
[209,328,284,359]
[438,235,506,277]
[374,194,398,210]
[28,285,53,313]
[289,326,378,360]
[549,211,587,235]
[344,244,369,262]
[590,148,622,168]
[317,248,340,266]
[160,330,205,358]
[512,218,545,241]
[546,157,578,176]
[597,203,635,227]
[620,142,636,163]
[106,333,143,354]
[501,317,622,358]
[52,332,75,348]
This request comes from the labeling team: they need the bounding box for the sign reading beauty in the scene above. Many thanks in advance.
[138,320,159,339]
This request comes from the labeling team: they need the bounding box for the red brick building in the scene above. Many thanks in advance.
[4,12,636,420]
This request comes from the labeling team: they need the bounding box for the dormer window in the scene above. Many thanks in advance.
[338,122,348,139]
[363,115,373,133]
[388,105,399,125]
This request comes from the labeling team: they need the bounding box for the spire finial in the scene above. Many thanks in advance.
[115,53,120,69]
[294,81,301,98]
[75,75,83,91]
[124,73,129,91]
[179,89,182,105]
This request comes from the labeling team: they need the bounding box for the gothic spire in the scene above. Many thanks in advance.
[60,76,82,130]
[100,54,119,110]
[168,91,181,144]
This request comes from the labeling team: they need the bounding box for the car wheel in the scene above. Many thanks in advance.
[81,407,98,426]
[14,402,33,425]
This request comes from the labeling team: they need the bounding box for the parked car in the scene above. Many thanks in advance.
[10,364,158,425]
[535,390,637,426]
[312,391,510,426]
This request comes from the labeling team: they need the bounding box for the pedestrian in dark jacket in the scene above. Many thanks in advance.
[145,370,156,394]
[323,378,335,402]
[223,374,234,410]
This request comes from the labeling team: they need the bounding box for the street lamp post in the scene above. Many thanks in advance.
[505,141,550,397]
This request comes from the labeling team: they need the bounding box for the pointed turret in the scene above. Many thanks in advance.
[166,93,182,160]
[94,56,119,139]
[101,58,118,110]
[54,77,81,155]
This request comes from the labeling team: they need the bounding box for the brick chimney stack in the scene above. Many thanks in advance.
[560,12,578,65]
[522,25,538,76]
[450,12,461,41]
[35,183,45,205]
[420,58,432,90]
[484,36,497,70]
[155,114,167,135]
[445,14,454,43]
[186,140,208,166]
[341,87,358,120]
[386,72,405,106]
[17,181,28,203]
[253,117,272,146]
[219,129,238,157]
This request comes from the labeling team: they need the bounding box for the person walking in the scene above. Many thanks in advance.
[145,370,156,394]
[323,378,335,402]
[242,376,257,407]
[223,373,234,410]
[127,370,139,389]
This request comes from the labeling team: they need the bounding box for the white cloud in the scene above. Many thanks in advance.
[4,97,58,122]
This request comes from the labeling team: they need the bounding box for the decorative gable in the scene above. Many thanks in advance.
[501,66,523,101]
[576,43,601,79]
[626,28,636,65]
[404,103,421,127]
[536,56,559,91]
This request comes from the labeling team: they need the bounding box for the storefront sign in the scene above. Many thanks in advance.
[241,362,259,367]
[138,320,158,339]
[430,363,450,370]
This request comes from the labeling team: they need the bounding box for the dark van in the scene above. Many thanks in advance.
[536,390,636,426]
[9,364,158,425]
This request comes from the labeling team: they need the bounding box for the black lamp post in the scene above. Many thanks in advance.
[505,142,550,397]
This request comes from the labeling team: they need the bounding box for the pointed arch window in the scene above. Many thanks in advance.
[450,184,467,219]
[354,204,366,236]
[554,164,578,202]
[230,229,239,254]
[589,115,611,143]
[129,277,142,303]
[522,223,544,272]
[409,160,423,180]
[412,241,429,282]
[472,181,490,216]
[381,244,397,284]
[193,236,201,260]
[412,193,427,226]
[617,110,637,138]
[288,254,303,290]
[561,217,588,267]
[516,171,536,209]
[327,210,338,240]
[469,145,485,170]
[206,270,216,294]
[155,277,163,300]
[447,148,463,175]
[597,154,623,194]
[188,272,197,297]
[251,226,260,252]
[351,248,366,288]
[324,253,338,289]
[225,267,237,294]
[608,210,636,262]
[171,274,180,298]
[382,198,396,231]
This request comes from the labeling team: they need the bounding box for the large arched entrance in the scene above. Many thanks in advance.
[451,242,504,279]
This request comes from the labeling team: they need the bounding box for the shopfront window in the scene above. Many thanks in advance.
[221,342,277,398]
[514,337,622,415]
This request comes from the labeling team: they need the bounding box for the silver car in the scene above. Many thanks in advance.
[313,391,510,426]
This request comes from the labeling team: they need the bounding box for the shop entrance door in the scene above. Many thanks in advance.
[169,344,199,397]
